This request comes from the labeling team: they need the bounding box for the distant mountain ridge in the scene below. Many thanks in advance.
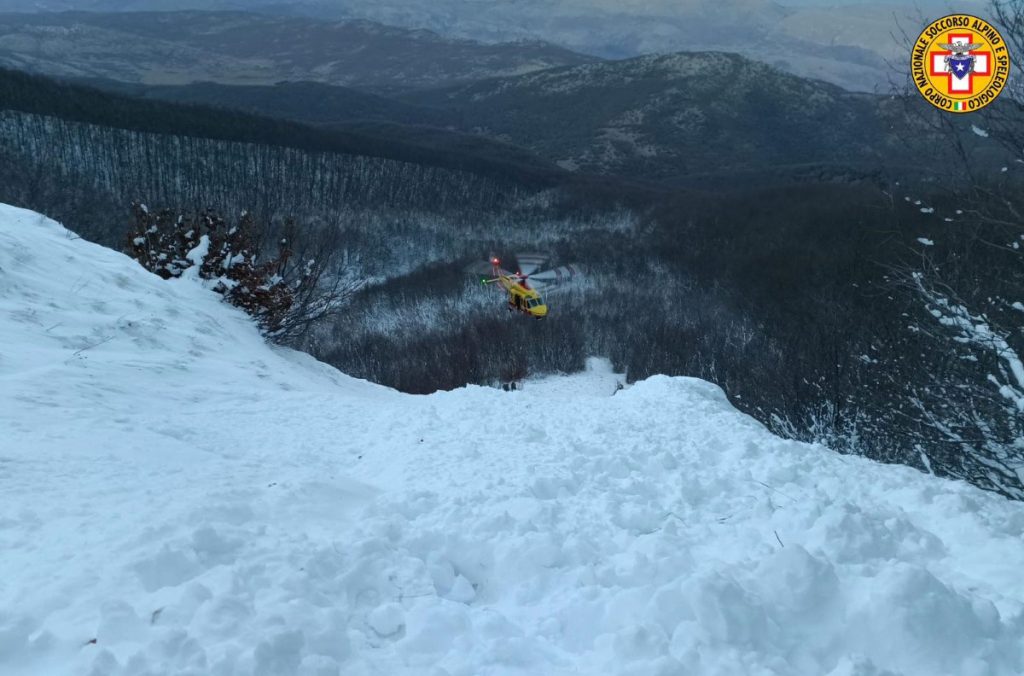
[0,0,990,92]
[64,51,904,182]
[402,51,905,179]
[281,0,978,92]
[0,10,597,92]
[67,49,1001,185]
[0,10,1001,185]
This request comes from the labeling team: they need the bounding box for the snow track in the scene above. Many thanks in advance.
[2,204,1024,675]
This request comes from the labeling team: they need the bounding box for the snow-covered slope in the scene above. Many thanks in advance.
[2,202,1024,675]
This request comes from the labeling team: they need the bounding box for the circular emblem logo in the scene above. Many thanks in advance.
[910,14,1010,113]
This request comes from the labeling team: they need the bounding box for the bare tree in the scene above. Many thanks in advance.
[884,0,1024,498]
[267,218,365,345]
[889,247,1024,498]
[126,204,363,344]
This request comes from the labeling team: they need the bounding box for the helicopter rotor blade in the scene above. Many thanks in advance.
[526,265,580,287]
[515,252,547,276]
[533,283,575,296]
[465,258,513,278]
[464,260,493,276]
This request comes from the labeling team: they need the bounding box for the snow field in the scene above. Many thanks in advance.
[2,203,1024,675]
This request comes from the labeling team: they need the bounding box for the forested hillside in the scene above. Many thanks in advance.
[0,68,565,186]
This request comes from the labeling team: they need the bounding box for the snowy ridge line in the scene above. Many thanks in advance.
[1,202,1024,675]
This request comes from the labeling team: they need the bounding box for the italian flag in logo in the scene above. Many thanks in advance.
[953,101,968,111]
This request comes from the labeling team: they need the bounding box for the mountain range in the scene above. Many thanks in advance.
[1,9,1004,186]
[402,51,904,179]
[0,10,594,91]
[0,0,988,92]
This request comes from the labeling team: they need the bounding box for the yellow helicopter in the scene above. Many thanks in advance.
[473,253,579,319]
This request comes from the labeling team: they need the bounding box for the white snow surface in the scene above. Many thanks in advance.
[2,202,1024,675]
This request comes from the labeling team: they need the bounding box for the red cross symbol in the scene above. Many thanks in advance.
[929,32,991,95]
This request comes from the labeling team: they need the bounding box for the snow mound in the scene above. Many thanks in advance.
[2,203,1024,676]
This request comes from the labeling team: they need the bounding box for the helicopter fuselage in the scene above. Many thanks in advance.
[502,278,548,318]
[484,270,548,318]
